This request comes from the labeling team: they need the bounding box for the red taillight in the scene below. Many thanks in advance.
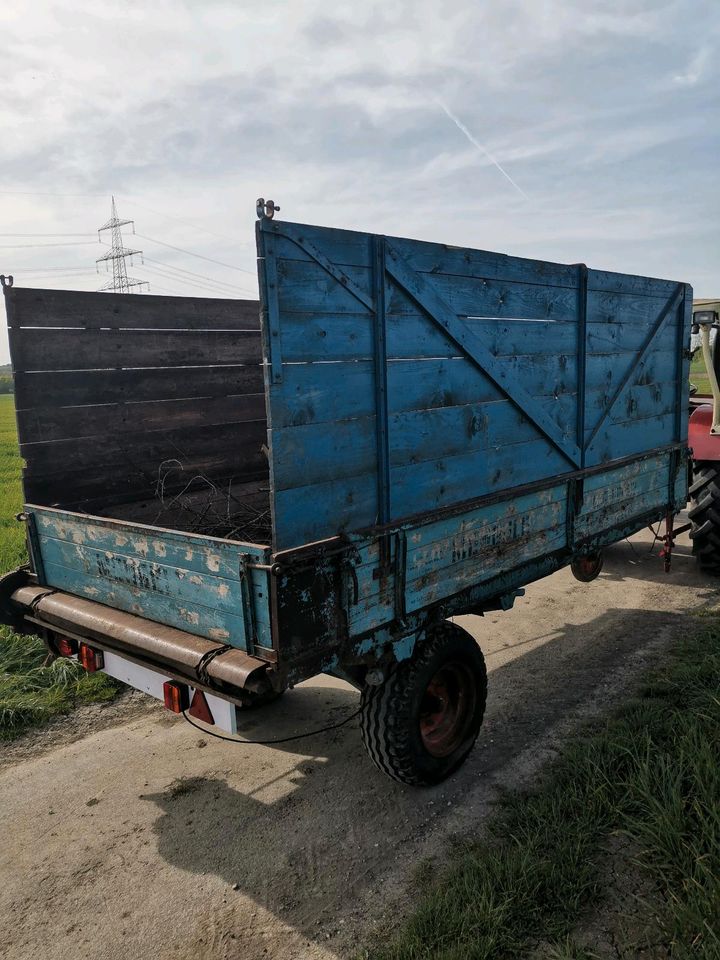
[163,681,189,714]
[55,636,77,657]
[78,643,104,673]
[188,690,214,725]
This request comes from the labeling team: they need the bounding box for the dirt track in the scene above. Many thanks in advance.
[1,519,717,960]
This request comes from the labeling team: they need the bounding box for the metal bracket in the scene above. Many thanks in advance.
[393,531,407,626]
[239,553,258,652]
[256,198,281,220]
[0,275,13,289]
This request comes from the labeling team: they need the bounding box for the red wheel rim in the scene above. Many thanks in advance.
[419,661,477,758]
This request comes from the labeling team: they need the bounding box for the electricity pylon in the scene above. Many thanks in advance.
[96,197,147,293]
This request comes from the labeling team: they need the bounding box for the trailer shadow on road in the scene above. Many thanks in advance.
[141,599,707,957]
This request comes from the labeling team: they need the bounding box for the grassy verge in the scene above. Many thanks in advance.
[0,394,118,740]
[372,617,720,960]
[690,350,711,396]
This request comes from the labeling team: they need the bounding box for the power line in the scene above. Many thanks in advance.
[142,255,254,293]
[0,232,96,238]
[138,263,248,297]
[0,189,106,197]
[0,240,99,248]
[4,264,100,272]
[134,232,256,275]
[123,199,251,246]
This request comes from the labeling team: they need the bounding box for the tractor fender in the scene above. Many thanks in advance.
[689,404,720,461]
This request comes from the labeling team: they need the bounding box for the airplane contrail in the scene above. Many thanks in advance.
[436,98,530,201]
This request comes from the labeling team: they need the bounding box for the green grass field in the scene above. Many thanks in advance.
[0,395,117,740]
[0,395,26,572]
[373,618,720,960]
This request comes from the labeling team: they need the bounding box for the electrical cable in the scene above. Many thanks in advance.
[140,261,255,296]
[138,264,250,297]
[123,199,251,246]
[134,232,256,275]
[143,255,254,293]
[0,232,96,238]
[0,241,99,249]
[181,707,361,744]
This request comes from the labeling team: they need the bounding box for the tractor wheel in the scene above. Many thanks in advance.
[360,621,487,786]
[689,461,720,575]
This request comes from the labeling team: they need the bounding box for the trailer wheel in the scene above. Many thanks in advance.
[570,552,603,582]
[360,622,487,785]
[689,461,720,574]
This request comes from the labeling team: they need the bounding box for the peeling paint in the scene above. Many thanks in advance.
[206,554,221,573]
[209,627,230,640]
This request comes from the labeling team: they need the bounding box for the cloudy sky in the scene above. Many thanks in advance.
[0,0,718,362]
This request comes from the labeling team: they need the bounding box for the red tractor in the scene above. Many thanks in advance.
[689,299,720,573]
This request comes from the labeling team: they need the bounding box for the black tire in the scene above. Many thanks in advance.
[360,621,487,786]
[689,461,720,575]
[570,552,604,582]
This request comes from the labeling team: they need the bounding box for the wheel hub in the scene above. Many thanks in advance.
[419,661,477,758]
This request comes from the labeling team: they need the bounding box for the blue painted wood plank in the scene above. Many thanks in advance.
[31,506,272,648]
[261,218,688,552]
[270,399,576,494]
[32,507,269,576]
[266,220,681,297]
[38,535,246,618]
[384,241,581,467]
[40,559,248,646]
[586,412,678,465]
[272,476,376,550]
[575,483,669,539]
[406,524,569,612]
[390,439,571,518]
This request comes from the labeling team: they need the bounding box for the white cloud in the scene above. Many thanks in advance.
[0,0,718,362]
[673,46,710,86]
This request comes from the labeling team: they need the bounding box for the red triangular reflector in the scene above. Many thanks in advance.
[188,690,214,725]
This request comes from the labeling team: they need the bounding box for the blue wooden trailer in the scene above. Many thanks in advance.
[0,208,691,784]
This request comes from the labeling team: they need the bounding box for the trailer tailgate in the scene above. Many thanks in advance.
[23,504,273,654]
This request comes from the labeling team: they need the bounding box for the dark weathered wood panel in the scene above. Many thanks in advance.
[9,327,262,371]
[5,287,269,513]
[14,364,264,409]
[20,394,266,442]
[21,420,267,476]
[7,287,260,330]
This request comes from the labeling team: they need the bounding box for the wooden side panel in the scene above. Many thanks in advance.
[257,218,690,552]
[346,450,683,637]
[4,288,267,513]
[30,506,271,649]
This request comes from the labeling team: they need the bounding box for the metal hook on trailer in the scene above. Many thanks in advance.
[256,198,280,220]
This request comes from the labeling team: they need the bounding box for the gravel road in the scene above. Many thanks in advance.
[1,518,716,960]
